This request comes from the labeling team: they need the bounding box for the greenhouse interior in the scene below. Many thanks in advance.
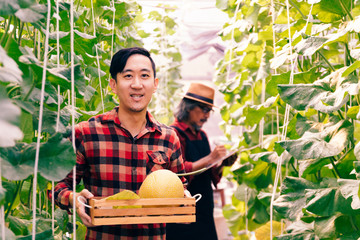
[1,0,360,239]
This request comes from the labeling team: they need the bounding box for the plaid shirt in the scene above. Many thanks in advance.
[53,107,186,240]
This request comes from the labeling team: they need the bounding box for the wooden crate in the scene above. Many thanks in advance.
[89,197,196,226]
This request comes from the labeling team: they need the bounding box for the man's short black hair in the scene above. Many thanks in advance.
[109,47,156,80]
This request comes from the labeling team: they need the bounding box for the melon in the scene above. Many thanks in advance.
[104,190,141,209]
[139,169,184,198]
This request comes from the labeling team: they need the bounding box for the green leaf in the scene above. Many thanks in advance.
[286,113,312,139]
[317,0,350,16]
[338,179,360,210]
[278,67,360,113]
[275,220,315,240]
[342,60,360,77]
[244,96,277,126]
[278,120,352,160]
[295,36,327,56]
[244,161,275,189]
[355,142,360,161]
[0,226,16,240]
[266,67,320,96]
[0,185,5,206]
[298,158,331,177]
[314,215,337,239]
[250,152,279,164]
[334,215,360,236]
[7,215,30,236]
[0,45,22,84]
[15,4,46,23]
[0,133,76,181]
[0,0,20,16]
[54,29,98,57]
[305,179,360,216]
[16,229,53,240]
[19,110,33,143]
[273,177,317,220]
[222,204,244,236]
[0,86,23,147]
[54,208,69,231]
[347,106,359,120]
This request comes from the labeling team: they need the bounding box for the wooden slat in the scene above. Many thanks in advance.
[89,197,196,226]
[92,215,196,225]
[91,197,195,208]
[93,206,195,217]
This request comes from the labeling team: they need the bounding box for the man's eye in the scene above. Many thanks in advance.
[124,74,132,79]
[141,74,150,78]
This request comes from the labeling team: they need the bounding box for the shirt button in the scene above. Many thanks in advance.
[132,168,137,174]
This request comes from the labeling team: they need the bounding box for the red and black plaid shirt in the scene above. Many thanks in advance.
[53,107,186,240]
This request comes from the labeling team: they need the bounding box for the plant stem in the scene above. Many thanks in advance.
[290,161,298,176]
[0,16,12,46]
[297,57,304,72]
[337,110,344,120]
[7,85,20,97]
[350,215,359,231]
[27,177,33,206]
[330,157,342,178]
[338,0,360,40]
[4,17,18,51]
[18,21,24,45]
[338,146,354,162]
[339,0,353,20]
[289,0,306,19]
[318,51,335,72]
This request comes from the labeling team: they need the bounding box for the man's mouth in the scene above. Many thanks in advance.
[130,94,144,99]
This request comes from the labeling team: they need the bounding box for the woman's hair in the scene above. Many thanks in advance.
[109,47,156,80]
[174,98,199,121]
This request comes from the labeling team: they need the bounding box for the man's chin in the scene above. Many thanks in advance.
[192,124,203,132]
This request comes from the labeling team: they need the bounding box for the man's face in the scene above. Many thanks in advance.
[110,54,158,114]
[188,104,213,130]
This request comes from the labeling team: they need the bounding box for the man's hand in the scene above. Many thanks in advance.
[209,145,227,166]
[69,189,95,227]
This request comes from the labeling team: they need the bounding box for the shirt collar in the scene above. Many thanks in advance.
[101,107,162,133]
[173,118,191,132]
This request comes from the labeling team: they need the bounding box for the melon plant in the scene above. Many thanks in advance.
[215,0,360,239]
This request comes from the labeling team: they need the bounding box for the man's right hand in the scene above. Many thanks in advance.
[209,145,227,166]
[69,189,95,227]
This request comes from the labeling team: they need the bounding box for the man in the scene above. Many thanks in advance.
[52,47,186,239]
[166,82,227,240]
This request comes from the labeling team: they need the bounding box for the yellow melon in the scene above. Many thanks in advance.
[104,190,141,209]
[139,169,184,198]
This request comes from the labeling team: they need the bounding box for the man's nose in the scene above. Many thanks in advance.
[131,76,142,88]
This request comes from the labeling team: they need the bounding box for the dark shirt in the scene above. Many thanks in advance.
[171,119,221,187]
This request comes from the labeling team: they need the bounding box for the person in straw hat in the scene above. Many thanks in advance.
[166,82,227,240]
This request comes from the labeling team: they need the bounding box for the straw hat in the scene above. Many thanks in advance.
[182,82,216,107]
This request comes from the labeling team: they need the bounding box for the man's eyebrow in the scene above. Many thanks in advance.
[122,68,151,73]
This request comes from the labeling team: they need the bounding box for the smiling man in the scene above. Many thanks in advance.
[166,83,227,240]
[51,47,186,240]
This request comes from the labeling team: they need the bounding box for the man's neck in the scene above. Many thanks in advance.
[184,120,200,134]
[117,108,147,137]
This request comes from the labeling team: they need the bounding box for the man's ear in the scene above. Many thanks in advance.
[109,78,116,93]
[153,78,159,92]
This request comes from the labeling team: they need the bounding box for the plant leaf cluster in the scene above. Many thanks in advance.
[215,0,360,238]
